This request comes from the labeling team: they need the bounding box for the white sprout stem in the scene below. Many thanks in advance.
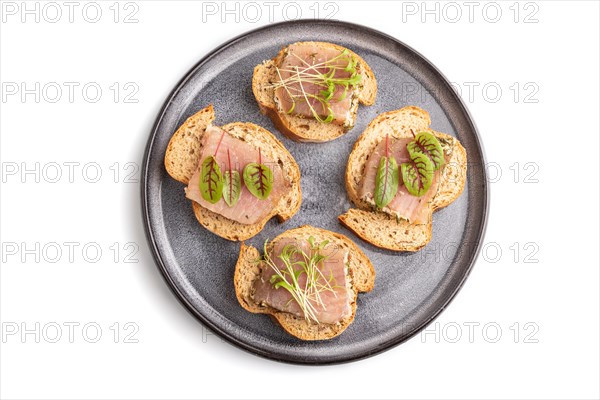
[295,66,326,123]
[265,239,339,324]
[274,67,297,113]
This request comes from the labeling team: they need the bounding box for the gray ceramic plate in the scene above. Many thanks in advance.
[142,20,488,364]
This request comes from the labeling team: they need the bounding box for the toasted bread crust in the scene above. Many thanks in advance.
[339,107,467,251]
[165,104,215,185]
[234,225,375,340]
[252,42,377,142]
[164,105,302,241]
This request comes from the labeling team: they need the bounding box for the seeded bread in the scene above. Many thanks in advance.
[164,105,302,241]
[252,41,377,142]
[234,225,375,340]
[339,106,467,251]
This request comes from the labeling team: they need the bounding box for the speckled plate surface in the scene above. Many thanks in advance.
[142,20,488,364]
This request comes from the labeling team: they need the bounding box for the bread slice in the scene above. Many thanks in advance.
[164,105,302,241]
[252,41,377,142]
[234,225,375,340]
[339,106,467,251]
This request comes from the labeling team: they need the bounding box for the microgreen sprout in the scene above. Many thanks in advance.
[269,49,362,124]
[262,236,340,324]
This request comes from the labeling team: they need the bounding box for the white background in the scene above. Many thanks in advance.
[1,1,599,399]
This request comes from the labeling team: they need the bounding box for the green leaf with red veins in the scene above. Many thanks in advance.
[407,132,445,171]
[374,156,399,209]
[222,170,241,207]
[243,162,273,200]
[199,155,223,204]
[401,152,434,197]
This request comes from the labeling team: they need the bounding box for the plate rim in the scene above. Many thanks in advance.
[141,19,490,365]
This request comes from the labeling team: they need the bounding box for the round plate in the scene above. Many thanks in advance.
[142,20,488,364]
